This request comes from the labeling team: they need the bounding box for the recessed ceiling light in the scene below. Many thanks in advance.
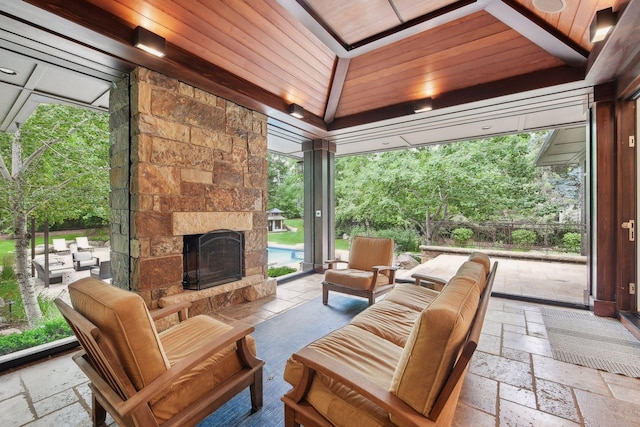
[0,67,17,75]
[532,0,566,14]
[482,126,491,130]
[382,141,390,145]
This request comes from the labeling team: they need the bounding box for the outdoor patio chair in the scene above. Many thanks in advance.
[322,236,397,305]
[54,278,264,427]
[72,251,99,271]
[75,236,95,252]
[52,238,69,254]
[90,260,111,280]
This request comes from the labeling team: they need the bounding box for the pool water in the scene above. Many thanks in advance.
[268,246,304,266]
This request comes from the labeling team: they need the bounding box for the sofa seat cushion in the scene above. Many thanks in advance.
[285,324,402,427]
[324,268,391,290]
[384,283,440,311]
[390,276,480,419]
[350,299,421,347]
[153,315,257,422]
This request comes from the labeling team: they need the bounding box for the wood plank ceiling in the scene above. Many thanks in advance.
[2,0,634,156]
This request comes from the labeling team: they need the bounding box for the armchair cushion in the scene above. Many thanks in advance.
[153,316,258,421]
[324,268,391,290]
[69,279,169,390]
[348,236,394,274]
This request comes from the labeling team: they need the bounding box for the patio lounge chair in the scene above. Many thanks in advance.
[52,238,70,254]
[76,236,95,252]
[55,278,264,426]
[322,236,397,306]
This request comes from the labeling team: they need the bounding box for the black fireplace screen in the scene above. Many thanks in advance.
[183,230,243,290]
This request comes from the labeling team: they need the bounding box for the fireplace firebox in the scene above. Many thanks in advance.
[183,230,244,290]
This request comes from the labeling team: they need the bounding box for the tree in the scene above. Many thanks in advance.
[267,153,303,218]
[0,104,109,327]
[335,132,562,243]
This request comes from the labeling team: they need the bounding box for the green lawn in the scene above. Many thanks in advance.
[267,219,349,250]
[0,232,90,258]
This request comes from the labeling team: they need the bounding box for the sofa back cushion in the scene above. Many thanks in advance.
[455,261,487,292]
[348,236,394,275]
[68,278,170,390]
[389,275,480,418]
[468,252,490,274]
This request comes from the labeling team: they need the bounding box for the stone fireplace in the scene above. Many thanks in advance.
[109,67,276,315]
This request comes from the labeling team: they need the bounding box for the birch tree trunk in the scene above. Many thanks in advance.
[2,127,43,327]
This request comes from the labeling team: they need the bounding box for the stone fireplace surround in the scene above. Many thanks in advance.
[109,67,276,317]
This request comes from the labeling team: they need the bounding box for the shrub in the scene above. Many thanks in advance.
[375,229,420,252]
[451,228,473,246]
[268,266,297,277]
[512,229,536,250]
[562,232,581,253]
[0,318,73,356]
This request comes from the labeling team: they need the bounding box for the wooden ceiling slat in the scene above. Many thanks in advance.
[515,0,617,50]
[392,0,460,21]
[337,41,563,116]
[343,30,523,91]
[303,0,401,45]
[90,0,335,116]
[346,13,508,80]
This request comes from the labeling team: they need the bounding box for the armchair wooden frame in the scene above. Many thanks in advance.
[322,260,397,305]
[55,297,264,427]
[322,236,398,306]
[284,262,498,427]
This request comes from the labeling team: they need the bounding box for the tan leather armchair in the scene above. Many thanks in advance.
[323,236,397,305]
[55,277,263,427]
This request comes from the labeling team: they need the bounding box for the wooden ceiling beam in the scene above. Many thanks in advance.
[485,0,588,66]
[328,65,585,131]
[323,57,350,124]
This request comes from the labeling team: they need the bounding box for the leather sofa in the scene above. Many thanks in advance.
[282,252,496,427]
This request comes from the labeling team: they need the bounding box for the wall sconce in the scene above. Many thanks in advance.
[296,160,304,174]
[133,26,166,57]
[413,98,433,113]
[289,103,304,118]
[590,7,617,43]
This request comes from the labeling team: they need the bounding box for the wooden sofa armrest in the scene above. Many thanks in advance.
[325,259,348,269]
[411,273,447,291]
[114,324,262,417]
[150,301,192,322]
[285,347,432,427]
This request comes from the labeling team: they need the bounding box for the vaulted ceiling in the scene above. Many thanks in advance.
[0,0,638,158]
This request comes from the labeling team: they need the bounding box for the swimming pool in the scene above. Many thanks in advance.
[267,246,304,266]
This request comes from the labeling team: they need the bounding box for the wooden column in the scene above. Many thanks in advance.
[616,99,637,312]
[593,84,617,317]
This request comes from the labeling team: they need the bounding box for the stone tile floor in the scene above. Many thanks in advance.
[1,269,639,426]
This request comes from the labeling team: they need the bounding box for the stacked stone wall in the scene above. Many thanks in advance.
[124,68,269,308]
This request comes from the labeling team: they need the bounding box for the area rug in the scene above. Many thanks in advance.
[197,295,368,427]
[541,307,640,378]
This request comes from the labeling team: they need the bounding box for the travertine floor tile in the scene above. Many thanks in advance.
[499,398,580,427]
[575,388,640,426]
[532,354,609,395]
